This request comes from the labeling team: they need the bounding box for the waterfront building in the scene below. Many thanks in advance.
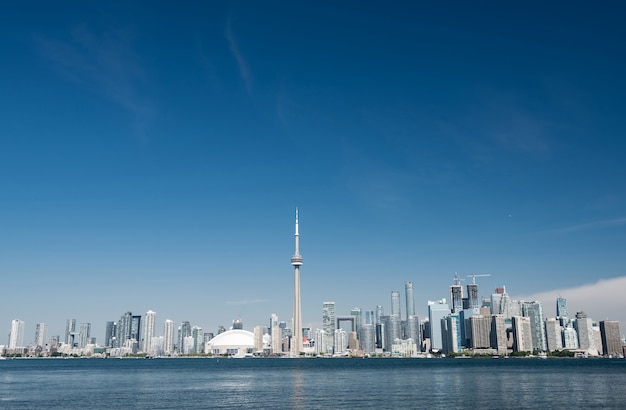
[391,291,401,318]
[322,301,335,355]
[442,313,462,354]
[291,208,304,357]
[545,318,563,352]
[375,305,384,324]
[428,299,450,352]
[116,312,133,348]
[351,308,362,336]
[522,301,547,351]
[405,282,415,319]
[575,311,596,352]
[405,315,420,344]
[562,325,579,349]
[599,320,622,357]
[206,329,254,357]
[131,315,142,344]
[364,310,374,326]
[391,338,417,357]
[490,287,505,315]
[269,314,278,335]
[192,326,203,354]
[105,321,115,348]
[177,321,191,353]
[512,316,532,353]
[469,315,491,349]
[271,324,282,354]
[360,323,376,354]
[151,336,164,356]
[382,315,402,352]
[34,323,48,348]
[163,320,175,354]
[65,319,76,346]
[334,329,347,354]
[490,314,507,354]
[8,319,25,349]
[78,323,91,348]
[143,310,156,353]
[450,274,464,314]
[253,326,264,352]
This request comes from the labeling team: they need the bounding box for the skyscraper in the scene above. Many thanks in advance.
[405,282,415,319]
[522,301,547,351]
[105,321,116,348]
[34,323,48,348]
[116,312,133,348]
[78,323,91,348]
[428,300,450,352]
[322,301,335,355]
[512,316,532,353]
[65,319,76,345]
[178,321,191,353]
[391,291,401,318]
[467,283,479,310]
[143,310,156,354]
[599,320,622,357]
[350,308,362,336]
[291,208,303,357]
[575,311,595,352]
[163,320,175,355]
[8,319,25,349]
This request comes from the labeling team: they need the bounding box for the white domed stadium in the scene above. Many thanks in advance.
[205,329,254,357]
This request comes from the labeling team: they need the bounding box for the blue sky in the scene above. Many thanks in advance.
[1,1,626,343]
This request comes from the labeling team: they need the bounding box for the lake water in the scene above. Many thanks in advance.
[1,358,625,409]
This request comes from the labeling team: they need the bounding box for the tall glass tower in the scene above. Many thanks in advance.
[391,291,401,318]
[405,282,415,319]
[322,302,335,354]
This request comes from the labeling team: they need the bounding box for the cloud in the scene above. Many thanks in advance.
[35,24,155,141]
[225,16,252,95]
[518,276,626,330]
[225,299,266,306]
[555,217,626,233]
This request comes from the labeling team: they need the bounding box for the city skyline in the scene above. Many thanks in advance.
[1,3,626,344]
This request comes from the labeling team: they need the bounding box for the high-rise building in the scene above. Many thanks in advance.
[178,321,191,353]
[575,311,595,352]
[364,310,374,326]
[545,318,563,352]
[34,323,48,348]
[382,315,402,352]
[360,323,376,354]
[469,315,491,349]
[322,302,335,355]
[65,319,76,346]
[105,321,116,348]
[599,320,622,357]
[522,301,547,351]
[490,314,507,354]
[442,314,462,354]
[8,319,25,349]
[512,316,532,352]
[334,329,347,354]
[131,315,142,343]
[562,325,579,349]
[405,282,415,319]
[405,315,420,344]
[143,310,156,354]
[192,326,204,354]
[375,305,384,324]
[269,314,278,335]
[253,326,264,352]
[116,312,133,348]
[428,300,450,352]
[391,291,401,318]
[450,274,464,314]
[467,283,479,310]
[350,308,362,336]
[291,208,304,357]
[556,297,568,321]
[163,320,175,355]
[78,323,91,348]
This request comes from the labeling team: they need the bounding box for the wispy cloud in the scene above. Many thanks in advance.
[35,24,155,141]
[519,276,626,326]
[225,16,252,95]
[556,217,626,233]
[225,299,266,306]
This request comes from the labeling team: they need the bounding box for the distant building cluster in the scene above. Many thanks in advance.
[2,211,624,359]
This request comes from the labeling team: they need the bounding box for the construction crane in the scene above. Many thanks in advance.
[467,273,491,284]
[451,272,465,286]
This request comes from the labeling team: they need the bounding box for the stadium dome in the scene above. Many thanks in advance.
[206,329,254,357]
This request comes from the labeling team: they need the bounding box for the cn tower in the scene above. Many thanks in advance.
[291,208,303,356]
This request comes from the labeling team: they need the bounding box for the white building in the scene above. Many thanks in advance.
[163,320,175,355]
[205,329,254,357]
[143,310,156,354]
[8,319,25,349]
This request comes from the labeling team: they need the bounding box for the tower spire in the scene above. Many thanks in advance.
[291,207,303,357]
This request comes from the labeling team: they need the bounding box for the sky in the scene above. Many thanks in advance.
[1,1,626,344]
